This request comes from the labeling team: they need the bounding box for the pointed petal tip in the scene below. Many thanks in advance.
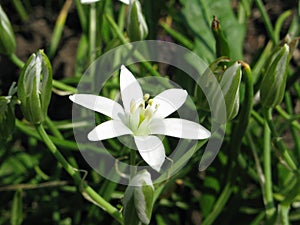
[69,95,75,102]
[87,130,98,141]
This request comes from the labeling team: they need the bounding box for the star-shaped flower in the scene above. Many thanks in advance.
[70,65,211,171]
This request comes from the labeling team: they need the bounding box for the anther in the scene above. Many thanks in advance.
[143,93,150,101]
[148,99,154,106]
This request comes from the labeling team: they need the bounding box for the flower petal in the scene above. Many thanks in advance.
[69,94,125,120]
[134,136,165,172]
[153,89,188,118]
[120,65,143,113]
[81,0,100,4]
[150,118,211,139]
[88,120,132,141]
[119,0,129,4]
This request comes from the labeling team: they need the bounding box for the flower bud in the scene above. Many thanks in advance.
[18,50,52,124]
[260,44,289,108]
[0,5,16,55]
[123,170,154,225]
[127,0,148,41]
[196,59,242,121]
[211,16,230,58]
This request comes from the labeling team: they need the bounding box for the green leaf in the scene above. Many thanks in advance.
[180,0,245,61]
[10,189,23,225]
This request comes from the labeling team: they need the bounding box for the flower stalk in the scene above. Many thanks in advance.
[35,123,123,224]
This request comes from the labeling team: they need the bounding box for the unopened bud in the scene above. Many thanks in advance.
[18,50,52,124]
[127,0,148,41]
[0,5,16,55]
[260,44,289,108]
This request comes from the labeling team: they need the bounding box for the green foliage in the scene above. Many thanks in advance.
[0,0,300,225]
[180,0,245,61]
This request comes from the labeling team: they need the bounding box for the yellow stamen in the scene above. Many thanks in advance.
[148,99,154,106]
[143,93,150,101]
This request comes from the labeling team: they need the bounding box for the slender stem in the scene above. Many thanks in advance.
[263,108,297,171]
[105,14,162,77]
[49,0,72,58]
[35,123,123,224]
[202,183,233,225]
[160,22,194,50]
[275,106,300,131]
[89,3,97,64]
[279,204,290,225]
[9,53,25,68]
[254,0,277,44]
[263,120,275,218]
[8,53,77,93]
[203,62,253,225]
[45,116,64,139]
[12,0,28,22]
[52,80,77,93]
[74,0,87,33]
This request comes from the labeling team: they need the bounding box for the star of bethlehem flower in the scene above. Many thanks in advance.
[69,65,211,172]
[81,0,129,5]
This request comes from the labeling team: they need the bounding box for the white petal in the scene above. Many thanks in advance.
[134,136,165,172]
[153,89,188,118]
[88,120,132,141]
[120,65,143,113]
[81,0,100,4]
[119,0,129,4]
[150,118,211,139]
[69,94,125,120]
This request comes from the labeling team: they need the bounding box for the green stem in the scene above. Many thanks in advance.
[263,120,275,218]
[203,63,253,225]
[89,3,97,64]
[52,80,77,93]
[263,108,297,171]
[74,0,87,33]
[278,204,290,225]
[105,14,161,77]
[202,183,233,225]
[16,119,106,153]
[275,106,300,131]
[12,0,28,22]
[49,0,72,58]
[8,53,77,93]
[9,53,25,68]
[160,22,194,50]
[45,117,64,139]
[35,123,123,224]
[254,0,277,44]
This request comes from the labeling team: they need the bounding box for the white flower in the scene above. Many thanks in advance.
[81,0,129,4]
[69,65,211,171]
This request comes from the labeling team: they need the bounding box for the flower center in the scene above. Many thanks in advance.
[128,93,159,136]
